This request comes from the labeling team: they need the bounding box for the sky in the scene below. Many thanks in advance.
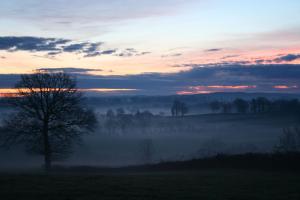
[0,0,300,95]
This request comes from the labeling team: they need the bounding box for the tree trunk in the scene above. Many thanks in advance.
[43,121,51,172]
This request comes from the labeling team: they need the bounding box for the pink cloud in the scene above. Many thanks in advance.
[273,85,298,89]
[177,85,257,95]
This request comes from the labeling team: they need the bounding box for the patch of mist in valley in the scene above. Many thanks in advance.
[1,110,297,168]
[1,93,300,169]
[66,113,296,167]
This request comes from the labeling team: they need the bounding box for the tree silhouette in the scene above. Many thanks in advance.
[256,97,270,113]
[275,127,300,153]
[171,100,188,117]
[221,102,232,114]
[140,138,154,164]
[116,108,132,135]
[0,72,97,171]
[250,99,258,113]
[180,102,188,116]
[171,100,181,116]
[233,98,249,113]
[105,109,116,134]
[209,101,221,113]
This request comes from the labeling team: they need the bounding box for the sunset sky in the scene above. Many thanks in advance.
[1,0,300,95]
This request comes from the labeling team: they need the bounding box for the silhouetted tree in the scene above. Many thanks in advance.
[233,98,249,113]
[0,72,97,171]
[180,102,189,117]
[275,127,300,153]
[209,97,300,116]
[171,100,181,116]
[116,109,132,134]
[106,109,115,118]
[209,101,221,113]
[135,110,154,131]
[171,100,188,117]
[105,109,116,134]
[140,138,154,164]
[256,97,270,113]
[221,102,232,114]
[250,99,258,113]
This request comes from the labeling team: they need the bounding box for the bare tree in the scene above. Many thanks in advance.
[275,127,300,153]
[140,138,154,164]
[105,109,116,135]
[0,72,97,171]
[171,100,189,117]
[221,102,232,114]
[233,98,249,113]
[171,100,181,117]
[209,101,221,113]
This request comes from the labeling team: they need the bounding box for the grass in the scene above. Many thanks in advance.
[1,169,300,200]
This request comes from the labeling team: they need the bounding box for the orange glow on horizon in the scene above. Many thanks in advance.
[190,85,257,90]
[176,90,212,95]
[207,85,257,89]
[177,85,257,95]
[0,88,138,97]
[273,85,298,89]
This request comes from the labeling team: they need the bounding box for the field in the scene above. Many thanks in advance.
[1,111,300,200]
[1,170,300,200]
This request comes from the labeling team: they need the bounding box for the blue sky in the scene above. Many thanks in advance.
[0,0,300,95]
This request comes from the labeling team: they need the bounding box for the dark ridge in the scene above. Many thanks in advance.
[50,153,300,173]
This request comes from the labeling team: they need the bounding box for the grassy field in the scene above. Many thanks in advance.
[1,169,300,200]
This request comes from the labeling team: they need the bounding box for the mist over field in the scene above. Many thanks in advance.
[1,1,300,199]
[1,92,299,169]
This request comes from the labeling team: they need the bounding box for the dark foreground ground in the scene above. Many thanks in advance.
[1,169,300,200]
[1,154,300,200]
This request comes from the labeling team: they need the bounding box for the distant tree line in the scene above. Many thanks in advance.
[104,108,156,135]
[274,127,300,153]
[102,106,195,136]
[209,97,300,115]
[171,100,188,117]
